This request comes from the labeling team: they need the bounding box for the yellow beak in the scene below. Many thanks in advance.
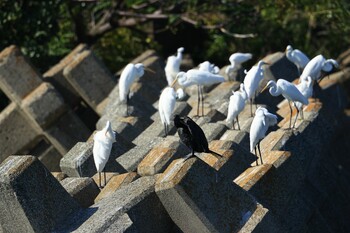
[260,85,269,94]
[170,77,178,88]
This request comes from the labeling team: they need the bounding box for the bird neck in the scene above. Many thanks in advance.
[269,82,281,96]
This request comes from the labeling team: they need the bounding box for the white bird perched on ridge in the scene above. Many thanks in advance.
[243,60,269,116]
[225,52,252,80]
[226,83,248,130]
[198,61,220,74]
[300,54,339,82]
[93,121,116,188]
[175,69,225,116]
[250,107,277,166]
[159,80,178,137]
[261,79,308,129]
[296,76,313,119]
[165,47,185,86]
[119,63,154,116]
[285,45,310,75]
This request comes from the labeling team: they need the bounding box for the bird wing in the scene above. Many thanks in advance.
[159,88,176,125]
[279,79,309,105]
[264,112,278,127]
[249,116,265,152]
[119,64,135,101]
[293,49,309,68]
[184,117,209,152]
[300,55,324,80]
[187,69,225,86]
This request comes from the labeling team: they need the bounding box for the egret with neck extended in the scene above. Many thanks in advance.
[164,47,185,86]
[261,79,308,129]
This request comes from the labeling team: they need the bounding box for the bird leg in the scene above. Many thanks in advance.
[163,123,168,137]
[126,94,130,116]
[200,86,204,116]
[293,102,300,129]
[288,101,293,129]
[236,116,241,131]
[254,146,259,166]
[300,107,304,120]
[98,172,101,189]
[258,141,263,165]
[250,98,253,117]
[232,119,236,130]
[196,86,200,116]
[103,169,107,187]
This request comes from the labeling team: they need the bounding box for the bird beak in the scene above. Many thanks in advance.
[260,85,268,93]
[263,62,271,65]
[144,67,155,74]
[170,77,178,87]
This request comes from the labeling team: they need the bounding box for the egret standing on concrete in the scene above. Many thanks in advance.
[285,45,309,75]
[296,76,313,119]
[225,52,252,80]
[165,47,185,86]
[300,54,339,82]
[226,83,248,130]
[159,79,178,137]
[176,69,225,116]
[174,115,222,159]
[93,121,116,188]
[243,60,269,116]
[119,63,153,116]
[250,107,277,165]
[261,79,308,129]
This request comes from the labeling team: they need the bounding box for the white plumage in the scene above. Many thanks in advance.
[296,76,313,116]
[119,63,145,102]
[198,61,219,74]
[176,69,225,116]
[225,53,252,80]
[300,55,339,82]
[243,60,268,116]
[262,79,308,129]
[176,88,186,100]
[93,121,116,187]
[159,87,177,136]
[226,83,248,130]
[165,47,185,86]
[250,107,277,165]
[285,45,309,73]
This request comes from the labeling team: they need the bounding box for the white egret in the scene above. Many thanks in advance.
[225,53,252,81]
[243,60,269,116]
[159,80,177,137]
[226,83,248,130]
[93,121,116,188]
[198,61,220,74]
[300,55,339,82]
[285,45,309,74]
[164,47,185,86]
[261,79,308,129]
[296,76,313,119]
[250,107,277,165]
[119,63,150,115]
[176,69,225,116]
[176,88,186,100]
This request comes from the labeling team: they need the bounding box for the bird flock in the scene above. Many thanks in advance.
[92,45,339,188]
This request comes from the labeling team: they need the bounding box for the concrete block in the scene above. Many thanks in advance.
[57,176,174,233]
[43,44,87,106]
[21,82,66,129]
[0,103,41,162]
[61,177,100,208]
[63,50,116,115]
[156,157,258,233]
[44,110,91,155]
[38,145,62,172]
[200,122,227,141]
[0,156,80,233]
[138,148,177,176]
[234,164,275,191]
[94,172,138,203]
[51,172,67,181]
[205,81,240,106]
[0,45,42,104]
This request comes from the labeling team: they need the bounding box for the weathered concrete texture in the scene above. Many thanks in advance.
[61,177,100,208]
[57,176,175,233]
[43,44,87,106]
[0,156,80,233]
[44,110,91,155]
[0,103,41,162]
[0,45,42,104]
[21,82,66,129]
[38,145,62,171]
[156,157,258,233]
[63,50,116,115]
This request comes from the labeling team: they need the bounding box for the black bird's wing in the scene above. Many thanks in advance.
[183,117,209,152]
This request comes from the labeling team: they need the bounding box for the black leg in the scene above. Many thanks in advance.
[197,86,200,116]
[200,86,204,116]
[250,98,253,117]
[104,170,107,187]
[126,93,130,116]
[300,107,304,120]
[258,141,263,165]
[98,172,101,188]
[163,123,167,137]
[254,146,258,166]
[236,116,240,131]
[232,119,235,130]
[288,101,293,129]
[293,102,299,129]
